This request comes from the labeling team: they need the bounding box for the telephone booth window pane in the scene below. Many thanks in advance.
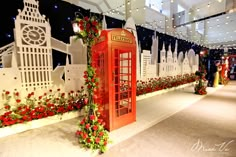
[114,50,132,117]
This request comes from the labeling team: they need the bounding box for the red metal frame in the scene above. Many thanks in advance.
[92,29,136,131]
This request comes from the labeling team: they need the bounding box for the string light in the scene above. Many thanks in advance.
[97,0,236,47]
[6,34,11,38]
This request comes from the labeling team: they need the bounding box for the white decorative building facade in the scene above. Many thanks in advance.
[14,0,53,91]
[140,37,199,80]
[0,0,87,98]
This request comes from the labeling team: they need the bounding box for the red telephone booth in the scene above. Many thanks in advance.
[92,28,136,131]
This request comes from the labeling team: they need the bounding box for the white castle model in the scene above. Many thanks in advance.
[140,31,199,80]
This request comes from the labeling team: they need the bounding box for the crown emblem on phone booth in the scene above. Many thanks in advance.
[121,30,126,36]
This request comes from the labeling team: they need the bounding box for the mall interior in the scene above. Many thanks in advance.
[0,0,236,157]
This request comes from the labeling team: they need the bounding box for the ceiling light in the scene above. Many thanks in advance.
[216,19,219,21]
[225,22,228,24]
[226,16,230,19]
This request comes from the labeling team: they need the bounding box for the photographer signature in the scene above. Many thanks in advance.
[191,139,234,152]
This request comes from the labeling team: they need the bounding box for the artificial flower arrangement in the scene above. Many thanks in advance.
[73,14,110,153]
[194,70,207,95]
[75,66,110,153]
[136,73,197,96]
[74,15,101,46]
[0,87,87,128]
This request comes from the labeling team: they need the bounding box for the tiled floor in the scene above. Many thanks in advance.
[0,82,227,157]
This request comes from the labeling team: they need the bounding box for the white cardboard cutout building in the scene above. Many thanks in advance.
[124,17,141,80]
[141,38,199,79]
[0,0,87,108]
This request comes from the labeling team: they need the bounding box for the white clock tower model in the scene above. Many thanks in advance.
[14,0,52,90]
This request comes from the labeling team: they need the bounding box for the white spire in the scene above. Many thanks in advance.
[174,40,178,53]
[139,40,142,53]
[66,55,70,65]
[162,42,165,51]
[102,15,107,29]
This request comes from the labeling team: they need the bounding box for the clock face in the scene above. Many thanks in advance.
[22,25,46,45]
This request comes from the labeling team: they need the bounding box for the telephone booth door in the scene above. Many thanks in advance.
[92,28,136,131]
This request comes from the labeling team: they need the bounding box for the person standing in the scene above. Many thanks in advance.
[213,61,222,87]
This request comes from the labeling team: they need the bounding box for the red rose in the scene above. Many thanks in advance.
[85,123,90,129]
[86,23,90,28]
[83,133,88,139]
[87,85,92,89]
[92,21,97,26]
[99,132,104,136]
[89,115,95,121]
[95,137,100,144]
[84,16,89,21]
[75,130,81,136]
[4,105,10,110]
[98,119,103,124]
[86,138,91,143]
[104,140,107,146]
[79,25,84,31]
[16,99,21,103]
[80,118,85,125]
[79,20,84,26]
[22,115,28,120]
[5,91,10,95]
[15,92,19,96]
[93,125,98,131]
[61,93,65,97]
